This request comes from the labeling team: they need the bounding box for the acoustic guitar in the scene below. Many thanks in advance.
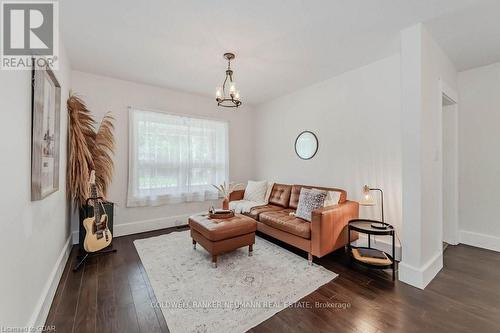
[83,171,113,252]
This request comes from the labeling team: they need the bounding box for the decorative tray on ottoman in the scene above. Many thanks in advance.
[208,209,235,219]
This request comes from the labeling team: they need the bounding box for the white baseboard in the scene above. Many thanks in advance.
[459,230,500,252]
[28,235,72,328]
[72,230,79,245]
[114,214,191,236]
[72,213,194,245]
[398,251,443,289]
[351,234,402,261]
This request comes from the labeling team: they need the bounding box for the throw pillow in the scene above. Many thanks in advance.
[243,180,268,203]
[313,189,341,207]
[295,188,327,222]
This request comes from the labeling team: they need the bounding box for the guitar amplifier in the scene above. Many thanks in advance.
[78,201,114,250]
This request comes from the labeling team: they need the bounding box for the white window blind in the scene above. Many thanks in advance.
[127,108,228,207]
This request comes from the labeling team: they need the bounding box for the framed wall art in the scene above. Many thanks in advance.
[31,62,61,201]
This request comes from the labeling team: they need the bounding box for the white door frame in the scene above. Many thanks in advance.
[439,79,459,246]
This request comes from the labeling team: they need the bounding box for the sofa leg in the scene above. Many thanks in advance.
[192,239,196,249]
[308,253,313,265]
[212,255,217,268]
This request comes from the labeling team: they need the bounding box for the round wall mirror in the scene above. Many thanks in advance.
[295,131,318,160]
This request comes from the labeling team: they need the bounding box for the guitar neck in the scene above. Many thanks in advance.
[90,184,101,223]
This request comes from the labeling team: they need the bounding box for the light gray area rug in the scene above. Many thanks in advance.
[134,230,337,333]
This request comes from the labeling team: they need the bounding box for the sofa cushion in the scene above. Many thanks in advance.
[244,204,282,220]
[268,184,292,207]
[290,185,305,209]
[259,209,311,239]
[295,188,327,222]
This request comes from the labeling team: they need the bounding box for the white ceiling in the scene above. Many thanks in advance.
[426,1,500,71]
[61,0,499,105]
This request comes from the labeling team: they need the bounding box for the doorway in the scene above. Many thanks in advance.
[442,92,458,247]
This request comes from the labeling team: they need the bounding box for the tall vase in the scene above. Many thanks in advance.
[222,197,229,210]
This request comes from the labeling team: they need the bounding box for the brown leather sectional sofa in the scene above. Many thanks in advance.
[229,183,359,263]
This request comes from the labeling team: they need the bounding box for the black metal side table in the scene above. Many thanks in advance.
[347,219,396,280]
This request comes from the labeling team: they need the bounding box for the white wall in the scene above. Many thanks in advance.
[421,24,458,263]
[0,44,72,326]
[442,103,459,245]
[70,71,255,239]
[458,62,500,252]
[400,24,424,275]
[399,24,458,289]
[253,55,402,231]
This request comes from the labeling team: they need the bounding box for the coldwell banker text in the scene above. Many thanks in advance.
[1,1,59,70]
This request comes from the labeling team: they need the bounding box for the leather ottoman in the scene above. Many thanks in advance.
[188,214,257,268]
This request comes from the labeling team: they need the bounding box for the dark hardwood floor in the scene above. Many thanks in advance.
[46,227,500,333]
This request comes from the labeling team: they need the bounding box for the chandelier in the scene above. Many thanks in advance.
[216,52,242,108]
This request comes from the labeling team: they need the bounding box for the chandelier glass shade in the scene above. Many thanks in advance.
[216,53,242,108]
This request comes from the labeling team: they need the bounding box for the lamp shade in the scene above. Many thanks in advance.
[359,185,376,206]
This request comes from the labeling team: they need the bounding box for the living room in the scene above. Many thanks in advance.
[1,1,500,332]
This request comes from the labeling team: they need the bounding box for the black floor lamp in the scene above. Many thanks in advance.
[359,185,387,230]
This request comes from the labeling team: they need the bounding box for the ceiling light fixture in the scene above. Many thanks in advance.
[216,52,242,108]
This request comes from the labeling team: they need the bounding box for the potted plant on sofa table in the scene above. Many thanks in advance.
[212,181,242,210]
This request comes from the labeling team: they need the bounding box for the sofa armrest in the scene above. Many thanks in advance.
[310,200,359,257]
[229,189,245,202]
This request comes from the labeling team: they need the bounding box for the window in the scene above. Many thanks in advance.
[127,108,228,207]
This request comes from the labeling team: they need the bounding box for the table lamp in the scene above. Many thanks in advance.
[359,185,387,229]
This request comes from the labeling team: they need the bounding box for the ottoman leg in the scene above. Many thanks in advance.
[212,255,217,268]
[192,239,196,249]
[249,244,253,256]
